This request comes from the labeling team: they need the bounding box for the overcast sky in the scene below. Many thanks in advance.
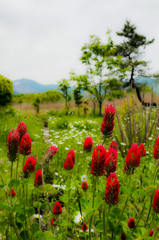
[0,0,159,84]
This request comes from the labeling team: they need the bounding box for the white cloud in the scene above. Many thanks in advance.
[0,0,158,84]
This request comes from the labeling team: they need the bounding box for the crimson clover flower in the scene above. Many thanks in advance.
[82,181,88,191]
[127,218,135,228]
[139,143,146,157]
[105,148,117,176]
[7,129,19,162]
[83,137,93,152]
[123,143,140,175]
[34,169,43,187]
[24,155,37,173]
[101,104,116,138]
[67,149,75,164]
[110,141,118,151]
[90,145,107,176]
[17,122,27,141]
[64,154,74,170]
[82,222,88,231]
[103,172,119,205]
[8,188,16,197]
[53,202,62,215]
[152,189,159,213]
[153,137,159,159]
[19,132,31,155]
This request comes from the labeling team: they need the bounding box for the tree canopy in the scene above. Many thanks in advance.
[0,75,13,107]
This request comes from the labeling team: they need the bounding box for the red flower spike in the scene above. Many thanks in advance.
[110,141,118,151]
[24,155,37,173]
[82,222,88,231]
[149,229,154,236]
[64,154,74,170]
[8,188,16,197]
[127,218,135,228]
[19,132,31,155]
[82,181,88,191]
[51,217,56,226]
[121,231,127,240]
[123,143,140,175]
[7,129,19,162]
[90,145,107,176]
[139,143,146,157]
[83,137,93,152]
[152,189,159,213]
[101,104,116,138]
[153,137,159,159]
[103,173,119,205]
[105,148,117,175]
[17,122,27,141]
[67,149,75,164]
[46,145,58,158]
[34,169,43,187]
[53,202,62,215]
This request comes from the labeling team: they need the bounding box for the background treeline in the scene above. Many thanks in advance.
[12,90,63,104]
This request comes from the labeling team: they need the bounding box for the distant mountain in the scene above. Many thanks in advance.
[13,78,58,94]
[13,76,159,95]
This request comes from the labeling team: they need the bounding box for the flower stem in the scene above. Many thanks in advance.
[89,176,96,240]
[153,229,158,240]
[10,161,13,206]
[153,166,159,184]
[103,203,105,237]
[37,192,41,231]
[113,172,132,240]
[10,214,23,240]
[145,196,153,227]
[16,147,20,180]
[132,197,147,234]
[105,205,111,240]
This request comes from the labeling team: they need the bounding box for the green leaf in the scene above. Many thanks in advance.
[95,220,103,232]
[0,203,13,211]
[14,204,24,213]
[108,220,114,232]
[31,223,39,234]
[17,213,26,221]
[85,208,95,216]
[33,201,40,208]
[20,230,30,240]
[0,217,8,227]
[145,185,157,196]
[40,203,48,210]
[94,197,102,211]
[112,207,121,218]
[26,207,35,218]
[33,231,54,240]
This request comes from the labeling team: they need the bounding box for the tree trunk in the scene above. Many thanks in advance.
[93,101,96,116]
[98,100,102,116]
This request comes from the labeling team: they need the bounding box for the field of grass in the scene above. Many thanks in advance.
[0,98,159,240]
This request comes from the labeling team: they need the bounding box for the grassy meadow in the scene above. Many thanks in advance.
[0,93,159,240]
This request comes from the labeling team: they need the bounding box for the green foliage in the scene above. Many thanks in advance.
[32,96,40,113]
[80,33,117,115]
[58,79,71,111]
[115,20,154,85]
[12,90,63,104]
[0,75,13,107]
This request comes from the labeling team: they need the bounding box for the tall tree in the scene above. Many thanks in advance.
[0,75,13,107]
[80,34,115,116]
[58,79,71,111]
[115,20,155,106]
[70,73,88,116]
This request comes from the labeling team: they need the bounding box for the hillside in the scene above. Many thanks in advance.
[13,78,58,94]
[13,76,159,95]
